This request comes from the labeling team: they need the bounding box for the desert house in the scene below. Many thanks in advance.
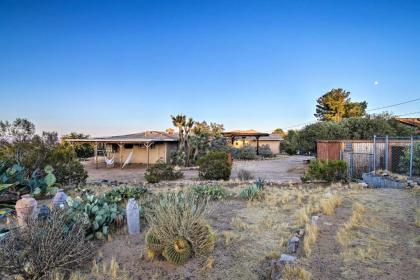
[65,129,283,168]
[65,131,179,167]
[222,129,282,155]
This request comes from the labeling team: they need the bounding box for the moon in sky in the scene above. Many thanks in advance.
[374,81,379,85]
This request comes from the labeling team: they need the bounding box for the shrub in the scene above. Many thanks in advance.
[170,150,186,166]
[61,132,94,159]
[145,192,215,265]
[0,209,94,279]
[190,185,230,200]
[237,169,254,181]
[144,160,183,183]
[197,151,231,180]
[399,143,420,176]
[47,143,88,186]
[231,145,257,160]
[104,185,148,205]
[259,144,274,158]
[302,160,348,182]
[67,193,123,240]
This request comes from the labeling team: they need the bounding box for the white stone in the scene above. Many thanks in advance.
[279,254,297,263]
[290,236,300,243]
[311,215,319,224]
[126,198,140,235]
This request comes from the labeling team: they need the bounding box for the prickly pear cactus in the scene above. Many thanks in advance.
[162,238,192,265]
[44,165,56,188]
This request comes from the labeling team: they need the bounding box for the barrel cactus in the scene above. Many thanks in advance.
[145,229,164,254]
[188,222,216,255]
[162,238,192,265]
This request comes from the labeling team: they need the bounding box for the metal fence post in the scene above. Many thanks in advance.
[373,135,376,173]
[409,136,414,179]
[385,135,389,172]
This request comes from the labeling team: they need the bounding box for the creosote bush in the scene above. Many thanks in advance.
[0,210,94,280]
[231,145,257,160]
[197,151,231,180]
[144,160,183,183]
[237,169,254,181]
[258,144,274,158]
[302,160,347,183]
[145,192,215,265]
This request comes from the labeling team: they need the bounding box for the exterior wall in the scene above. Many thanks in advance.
[317,141,342,160]
[105,142,169,164]
[232,139,281,154]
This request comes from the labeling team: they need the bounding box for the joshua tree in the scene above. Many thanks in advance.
[171,114,194,166]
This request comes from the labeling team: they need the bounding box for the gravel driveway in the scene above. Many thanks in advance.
[85,155,313,184]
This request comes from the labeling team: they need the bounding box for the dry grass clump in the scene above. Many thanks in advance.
[320,194,343,215]
[222,230,240,245]
[337,202,365,247]
[231,216,249,231]
[415,208,420,228]
[90,257,132,280]
[296,191,304,205]
[283,265,312,280]
[303,223,318,257]
[296,206,312,226]
[51,257,132,280]
[0,210,95,280]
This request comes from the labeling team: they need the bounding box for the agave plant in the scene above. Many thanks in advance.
[239,185,263,201]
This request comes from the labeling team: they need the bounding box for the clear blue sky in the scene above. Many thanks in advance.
[1,0,419,136]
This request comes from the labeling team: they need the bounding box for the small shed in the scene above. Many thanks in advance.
[317,138,413,173]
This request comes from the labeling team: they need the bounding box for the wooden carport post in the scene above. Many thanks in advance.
[119,142,123,168]
[256,136,260,155]
[144,142,153,168]
[94,142,98,169]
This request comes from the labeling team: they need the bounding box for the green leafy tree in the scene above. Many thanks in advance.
[62,132,94,159]
[0,118,35,143]
[272,128,286,138]
[314,88,367,122]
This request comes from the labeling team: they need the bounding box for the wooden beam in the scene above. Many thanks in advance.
[256,136,260,155]
[94,142,98,169]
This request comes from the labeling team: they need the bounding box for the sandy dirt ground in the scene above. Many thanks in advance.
[94,187,419,280]
[298,188,420,280]
[84,155,313,184]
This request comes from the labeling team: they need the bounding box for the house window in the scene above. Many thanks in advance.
[124,144,134,149]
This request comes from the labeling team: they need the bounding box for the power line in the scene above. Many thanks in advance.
[396,111,420,117]
[282,121,315,130]
[281,98,420,130]
[367,97,420,112]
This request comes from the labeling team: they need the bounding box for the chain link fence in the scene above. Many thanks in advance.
[341,136,419,180]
